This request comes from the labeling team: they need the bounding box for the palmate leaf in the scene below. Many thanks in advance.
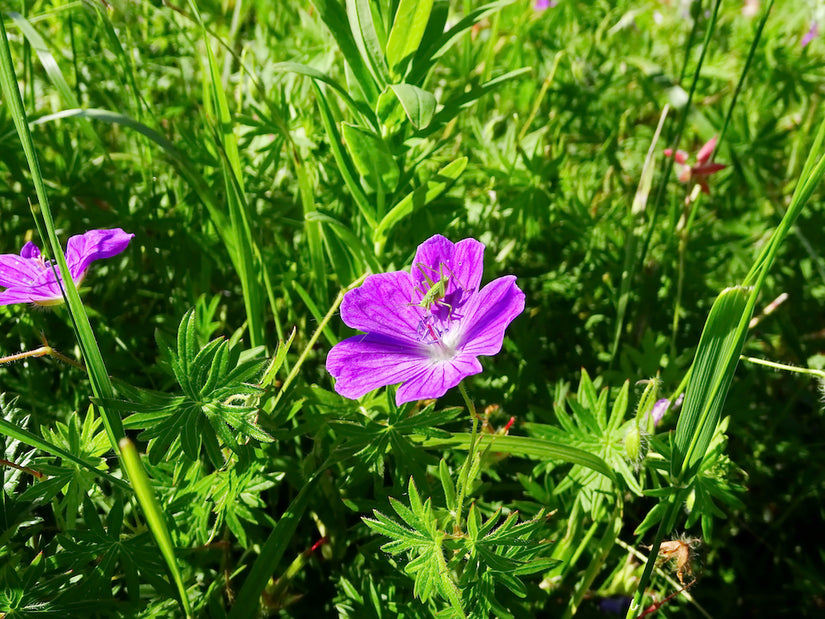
[460,505,556,608]
[106,309,272,465]
[56,494,169,602]
[364,478,465,616]
[637,418,745,539]
[331,401,459,479]
[524,373,639,512]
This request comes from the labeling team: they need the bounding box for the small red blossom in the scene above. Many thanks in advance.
[664,135,726,197]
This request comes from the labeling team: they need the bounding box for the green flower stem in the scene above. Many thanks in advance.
[453,382,480,531]
[740,356,825,380]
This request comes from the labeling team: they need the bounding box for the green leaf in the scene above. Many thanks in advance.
[375,157,467,241]
[270,61,364,118]
[672,286,751,479]
[386,0,435,78]
[312,82,377,227]
[439,459,457,514]
[422,68,531,137]
[0,18,123,452]
[389,83,437,129]
[407,0,515,84]
[7,12,106,156]
[418,433,618,485]
[346,0,390,88]
[342,122,400,193]
[228,473,321,617]
[119,439,192,617]
[309,0,380,102]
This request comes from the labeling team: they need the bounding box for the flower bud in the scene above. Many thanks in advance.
[624,425,643,463]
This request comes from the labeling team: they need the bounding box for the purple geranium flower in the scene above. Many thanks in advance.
[326,235,525,405]
[0,228,134,307]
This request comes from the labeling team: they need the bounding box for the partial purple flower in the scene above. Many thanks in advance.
[0,229,134,307]
[649,398,670,427]
[646,393,684,428]
[802,21,819,47]
[326,235,525,405]
[533,0,557,10]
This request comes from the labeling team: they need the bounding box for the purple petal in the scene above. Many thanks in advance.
[65,228,134,281]
[20,242,41,260]
[802,22,818,47]
[649,398,670,427]
[395,355,482,404]
[411,235,484,295]
[0,279,63,306]
[339,271,425,339]
[326,333,430,400]
[456,276,525,357]
[0,253,45,288]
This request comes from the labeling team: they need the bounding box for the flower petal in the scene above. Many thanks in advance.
[339,271,425,339]
[395,355,482,404]
[411,235,484,296]
[696,135,718,164]
[0,280,62,306]
[65,228,134,281]
[456,275,525,357]
[20,242,41,260]
[0,253,44,288]
[326,333,430,400]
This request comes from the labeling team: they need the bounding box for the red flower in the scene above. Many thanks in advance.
[664,135,726,197]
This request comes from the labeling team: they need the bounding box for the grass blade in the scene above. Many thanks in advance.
[671,286,750,479]
[119,439,192,618]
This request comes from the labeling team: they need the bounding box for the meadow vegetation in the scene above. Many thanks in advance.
[1,0,824,616]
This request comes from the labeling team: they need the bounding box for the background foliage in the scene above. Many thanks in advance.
[1,0,824,616]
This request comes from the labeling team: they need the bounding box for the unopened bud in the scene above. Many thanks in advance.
[625,425,643,463]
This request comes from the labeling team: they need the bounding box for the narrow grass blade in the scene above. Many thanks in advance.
[312,81,377,227]
[8,11,107,156]
[228,472,320,618]
[185,0,266,348]
[271,61,364,118]
[119,439,192,618]
[346,0,390,88]
[417,433,618,484]
[18,107,236,260]
[309,0,379,103]
[0,17,124,450]
[374,157,467,241]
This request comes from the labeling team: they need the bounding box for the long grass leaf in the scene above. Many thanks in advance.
[8,11,107,156]
[228,473,321,618]
[119,439,192,618]
[418,433,618,484]
[672,286,750,478]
